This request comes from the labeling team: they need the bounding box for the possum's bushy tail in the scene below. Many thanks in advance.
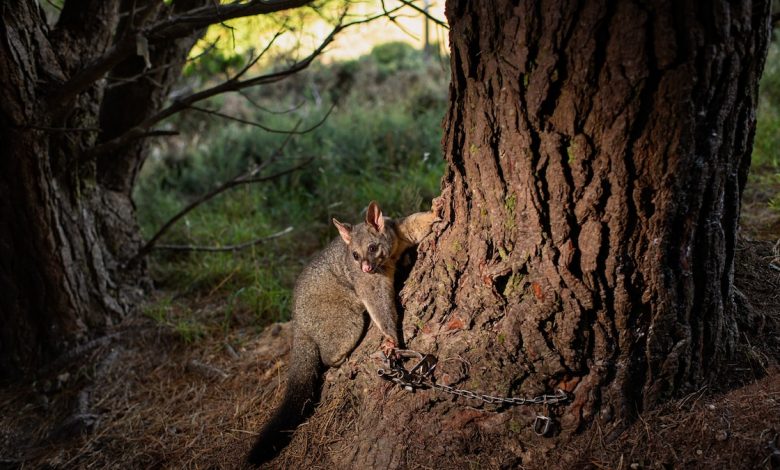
[247,336,323,466]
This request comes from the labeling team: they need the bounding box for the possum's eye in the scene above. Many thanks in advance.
[368,244,377,254]
[352,251,359,261]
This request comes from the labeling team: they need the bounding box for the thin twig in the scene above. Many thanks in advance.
[397,0,449,29]
[15,124,101,133]
[233,26,287,80]
[134,129,180,138]
[237,90,305,115]
[155,226,294,252]
[187,102,335,135]
[380,0,421,41]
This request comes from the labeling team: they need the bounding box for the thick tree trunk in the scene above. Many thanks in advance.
[417,0,773,431]
[0,1,204,378]
[284,0,771,467]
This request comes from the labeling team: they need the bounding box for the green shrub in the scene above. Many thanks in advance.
[370,41,424,78]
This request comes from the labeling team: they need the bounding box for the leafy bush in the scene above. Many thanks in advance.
[370,41,424,78]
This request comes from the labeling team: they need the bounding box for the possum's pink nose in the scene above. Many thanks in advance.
[361,262,373,273]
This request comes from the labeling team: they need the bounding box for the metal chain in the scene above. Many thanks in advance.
[377,349,569,436]
[430,382,569,406]
[376,348,570,407]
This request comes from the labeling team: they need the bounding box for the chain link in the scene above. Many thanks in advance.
[430,382,569,406]
[376,349,570,407]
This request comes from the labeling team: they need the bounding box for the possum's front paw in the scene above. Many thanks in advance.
[381,337,398,359]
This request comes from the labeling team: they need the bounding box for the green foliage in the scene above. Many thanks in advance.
[370,41,424,78]
[135,42,448,334]
[173,319,206,344]
[760,32,780,110]
[752,33,780,203]
[184,50,246,78]
[755,33,780,170]
[143,296,173,324]
[754,102,780,170]
[746,32,780,238]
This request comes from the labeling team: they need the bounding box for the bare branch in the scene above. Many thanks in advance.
[187,102,335,135]
[154,226,294,252]
[88,24,339,158]
[380,0,421,41]
[146,0,313,41]
[233,25,287,80]
[135,129,180,138]
[237,90,305,115]
[396,0,449,29]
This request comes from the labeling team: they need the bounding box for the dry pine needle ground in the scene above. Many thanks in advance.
[0,238,778,469]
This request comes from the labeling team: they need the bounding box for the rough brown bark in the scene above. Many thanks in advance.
[97,0,207,193]
[0,0,205,378]
[278,1,771,468]
[425,0,771,428]
[1,0,125,379]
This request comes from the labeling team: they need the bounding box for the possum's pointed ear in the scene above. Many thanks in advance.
[332,218,352,244]
[365,201,384,232]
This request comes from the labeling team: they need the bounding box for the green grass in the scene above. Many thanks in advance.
[142,295,205,343]
[754,102,780,169]
[134,42,448,333]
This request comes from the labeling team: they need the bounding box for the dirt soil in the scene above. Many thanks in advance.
[0,242,778,469]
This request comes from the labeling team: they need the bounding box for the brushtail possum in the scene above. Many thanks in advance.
[247,201,436,465]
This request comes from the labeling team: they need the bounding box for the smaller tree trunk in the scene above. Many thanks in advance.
[0,0,204,377]
[98,0,207,193]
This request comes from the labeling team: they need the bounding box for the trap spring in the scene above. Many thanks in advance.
[377,348,570,436]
